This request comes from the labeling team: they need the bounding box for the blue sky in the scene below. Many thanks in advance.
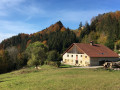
[0,0,120,42]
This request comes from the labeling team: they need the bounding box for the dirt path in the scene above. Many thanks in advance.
[72,66,103,69]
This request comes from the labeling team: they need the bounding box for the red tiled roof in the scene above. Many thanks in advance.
[64,43,119,58]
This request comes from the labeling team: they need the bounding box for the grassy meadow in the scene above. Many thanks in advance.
[0,65,120,90]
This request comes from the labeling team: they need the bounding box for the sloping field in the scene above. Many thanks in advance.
[0,65,120,90]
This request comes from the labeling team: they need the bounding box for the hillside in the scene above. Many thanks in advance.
[0,65,120,90]
[1,11,120,52]
[1,11,120,74]
[36,21,66,34]
[0,21,77,53]
[79,11,120,50]
[0,21,77,74]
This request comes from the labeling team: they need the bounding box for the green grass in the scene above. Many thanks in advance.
[60,64,74,68]
[0,65,120,90]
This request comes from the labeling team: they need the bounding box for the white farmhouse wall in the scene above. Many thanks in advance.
[63,53,90,66]
[63,53,120,66]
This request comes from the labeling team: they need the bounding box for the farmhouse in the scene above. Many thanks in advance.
[63,42,119,66]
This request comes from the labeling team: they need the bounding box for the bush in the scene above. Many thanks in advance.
[47,50,61,61]
[45,61,61,67]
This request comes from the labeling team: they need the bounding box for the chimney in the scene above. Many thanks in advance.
[90,41,94,46]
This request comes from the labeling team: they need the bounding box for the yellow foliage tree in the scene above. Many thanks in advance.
[97,33,107,45]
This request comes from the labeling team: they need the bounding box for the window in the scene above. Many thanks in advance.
[85,56,87,58]
[80,61,82,63]
[81,55,82,57]
[67,55,69,57]
[76,60,78,64]
[71,55,73,57]
[101,53,104,55]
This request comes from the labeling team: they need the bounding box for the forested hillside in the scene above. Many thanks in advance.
[80,11,120,50]
[0,21,77,73]
[1,11,120,73]
[0,21,77,53]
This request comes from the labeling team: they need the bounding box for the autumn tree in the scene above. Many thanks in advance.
[26,42,48,67]
[0,50,9,73]
[6,47,19,69]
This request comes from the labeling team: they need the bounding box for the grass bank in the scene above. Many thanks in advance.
[0,65,120,90]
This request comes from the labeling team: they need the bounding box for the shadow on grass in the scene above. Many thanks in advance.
[59,64,74,68]
[0,81,4,83]
[0,79,12,83]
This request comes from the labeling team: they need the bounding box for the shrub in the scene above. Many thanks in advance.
[45,61,61,67]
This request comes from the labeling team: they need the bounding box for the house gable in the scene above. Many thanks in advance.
[67,44,84,54]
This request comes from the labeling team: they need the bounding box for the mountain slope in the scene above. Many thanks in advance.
[37,21,66,34]
[0,21,77,53]
[1,11,120,52]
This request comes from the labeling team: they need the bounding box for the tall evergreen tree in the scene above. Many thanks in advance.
[78,22,82,30]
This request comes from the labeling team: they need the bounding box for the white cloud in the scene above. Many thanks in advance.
[0,20,41,33]
[0,0,25,16]
[0,0,47,20]
[0,11,7,16]
[0,19,43,42]
[0,0,25,9]
[0,33,16,42]
[16,5,46,21]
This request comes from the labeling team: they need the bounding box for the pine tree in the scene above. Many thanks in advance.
[78,22,82,30]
